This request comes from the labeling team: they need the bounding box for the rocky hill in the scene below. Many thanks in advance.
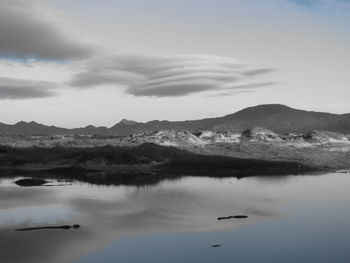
[126,128,350,148]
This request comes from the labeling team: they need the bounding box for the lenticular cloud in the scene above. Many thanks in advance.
[70,54,276,97]
[0,77,56,99]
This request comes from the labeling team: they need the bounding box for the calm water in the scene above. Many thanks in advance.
[0,172,350,263]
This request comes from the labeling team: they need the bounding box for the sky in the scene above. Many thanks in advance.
[0,0,349,128]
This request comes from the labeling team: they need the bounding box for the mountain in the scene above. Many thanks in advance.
[110,104,350,135]
[0,121,69,135]
[214,104,350,134]
[0,122,109,136]
[1,104,349,135]
[119,119,138,125]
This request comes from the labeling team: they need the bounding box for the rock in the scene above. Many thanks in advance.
[211,244,222,247]
[15,178,47,187]
[15,224,81,231]
[218,216,233,220]
[233,215,248,218]
[217,215,248,220]
[60,225,72,230]
[303,131,350,144]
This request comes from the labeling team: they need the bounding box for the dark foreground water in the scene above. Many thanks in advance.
[0,172,350,263]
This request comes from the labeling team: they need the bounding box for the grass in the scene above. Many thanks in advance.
[0,143,189,165]
[0,143,314,173]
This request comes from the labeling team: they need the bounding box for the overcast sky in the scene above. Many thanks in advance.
[0,0,349,128]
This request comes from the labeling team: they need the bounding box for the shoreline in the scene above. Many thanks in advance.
[0,163,341,187]
[0,142,348,186]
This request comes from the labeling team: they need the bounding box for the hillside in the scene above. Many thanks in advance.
[214,104,350,134]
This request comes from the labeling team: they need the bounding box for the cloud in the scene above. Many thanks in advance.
[69,54,276,97]
[0,77,56,99]
[209,82,277,97]
[287,0,350,11]
[224,82,278,90]
[0,0,92,60]
[242,69,276,76]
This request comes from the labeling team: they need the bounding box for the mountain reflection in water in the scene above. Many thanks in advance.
[0,172,349,263]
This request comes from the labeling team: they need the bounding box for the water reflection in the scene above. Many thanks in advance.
[0,173,349,263]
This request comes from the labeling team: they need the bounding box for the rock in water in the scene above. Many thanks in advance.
[217,215,248,220]
[211,244,222,247]
[15,224,81,231]
[233,215,248,218]
[15,178,48,187]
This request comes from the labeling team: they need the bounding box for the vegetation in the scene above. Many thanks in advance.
[0,143,189,165]
[0,143,314,174]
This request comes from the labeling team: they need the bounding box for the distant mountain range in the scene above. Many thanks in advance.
[1,104,349,136]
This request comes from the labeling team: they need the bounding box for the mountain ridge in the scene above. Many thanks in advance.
[1,104,350,135]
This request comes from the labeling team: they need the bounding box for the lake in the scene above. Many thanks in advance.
[0,172,349,263]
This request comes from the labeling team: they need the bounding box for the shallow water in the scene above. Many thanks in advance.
[0,172,349,263]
